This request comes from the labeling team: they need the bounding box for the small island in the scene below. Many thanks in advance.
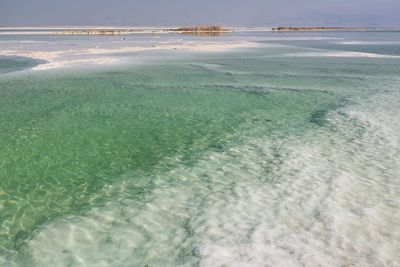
[169,25,230,34]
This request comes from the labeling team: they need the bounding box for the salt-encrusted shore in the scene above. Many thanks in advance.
[0,41,259,70]
[0,25,231,35]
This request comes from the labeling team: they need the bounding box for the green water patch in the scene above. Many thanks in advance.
[0,61,344,255]
[0,56,44,75]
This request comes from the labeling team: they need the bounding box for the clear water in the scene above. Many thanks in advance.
[0,31,399,266]
[0,56,42,74]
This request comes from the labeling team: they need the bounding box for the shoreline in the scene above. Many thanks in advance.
[1,26,399,35]
[0,26,231,36]
[0,41,259,70]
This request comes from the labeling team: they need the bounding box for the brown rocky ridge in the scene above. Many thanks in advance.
[168,25,230,33]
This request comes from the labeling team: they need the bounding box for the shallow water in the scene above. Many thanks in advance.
[0,31,400,266]
[0,56,42,74]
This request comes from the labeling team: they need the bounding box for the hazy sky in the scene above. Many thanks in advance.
[1,0,399,27]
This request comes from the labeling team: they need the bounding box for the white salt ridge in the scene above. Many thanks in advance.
[255,37,343,41]
[278,51,400,58]
[338,41,400,45]
[0,41,259,70]
[32,57,120,70]
[22,89,400,266]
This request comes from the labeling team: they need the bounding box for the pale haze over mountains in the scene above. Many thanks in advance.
[0,0,399,27]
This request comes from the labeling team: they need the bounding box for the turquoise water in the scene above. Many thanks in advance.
[0,31,400,266]
[0,56,42,74]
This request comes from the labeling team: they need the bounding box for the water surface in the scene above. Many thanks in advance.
[0,31,399,266]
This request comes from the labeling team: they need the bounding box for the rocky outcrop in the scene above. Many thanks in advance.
[169,25,230,33]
